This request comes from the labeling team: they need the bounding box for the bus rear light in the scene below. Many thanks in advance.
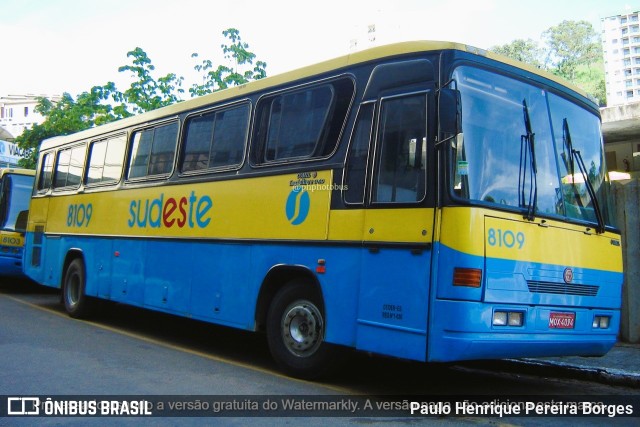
[493,311,524,327]
[453,268,482,287]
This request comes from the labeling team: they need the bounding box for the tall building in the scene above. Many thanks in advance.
[601,11,640,106]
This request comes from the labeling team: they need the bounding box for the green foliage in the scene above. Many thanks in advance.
[573,59,607,106]
[190,28,268,97]
[543,20,601,82]
[489,20,605,105]
[16,83,126,169]
[490,39,546,69]
[16,28,266,169]
[117,47,185,114]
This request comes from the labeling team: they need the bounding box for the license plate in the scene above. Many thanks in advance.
[549,312,575,329]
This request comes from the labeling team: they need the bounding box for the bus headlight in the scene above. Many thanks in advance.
[508,312,523,326]
[493,311,507,326]
[493,311,524,327]
[592,316,610,329]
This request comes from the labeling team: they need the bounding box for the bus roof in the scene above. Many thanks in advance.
[39,40,588,151]
[0,167,36,178]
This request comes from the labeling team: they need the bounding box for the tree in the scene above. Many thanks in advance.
[16,28,266,168]
[118,47,185,114]
[190,28,267,97]
[542,20,601,83]
[490,38,546,69]
[16,83,126,168]
[489,20,605,105]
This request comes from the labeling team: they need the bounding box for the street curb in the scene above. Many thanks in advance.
[500,358,640,389]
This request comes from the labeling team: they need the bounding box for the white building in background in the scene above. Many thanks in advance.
[601,10,640,106]
[0,139,31,167]
[0,94,60,141]
[600,10,640,177]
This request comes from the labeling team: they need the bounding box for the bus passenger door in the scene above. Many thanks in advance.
[351,91,435,362]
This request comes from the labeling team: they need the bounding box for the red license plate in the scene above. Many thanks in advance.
[549,312,575,329]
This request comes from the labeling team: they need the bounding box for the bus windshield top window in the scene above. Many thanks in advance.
[451,66,612,227]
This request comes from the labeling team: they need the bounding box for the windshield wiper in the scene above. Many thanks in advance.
[562,119,605,234]
[519,99,538,221]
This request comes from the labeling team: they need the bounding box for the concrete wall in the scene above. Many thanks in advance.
[613,179,640,343]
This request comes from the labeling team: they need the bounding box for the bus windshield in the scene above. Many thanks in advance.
[451,65,613,228]
[0,173,33,232]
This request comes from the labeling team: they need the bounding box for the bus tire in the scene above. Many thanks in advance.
[266,281,336,379]
[62,258,93,319]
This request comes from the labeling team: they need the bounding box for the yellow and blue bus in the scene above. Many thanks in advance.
[0,168,35,277]
[23,41,622,378]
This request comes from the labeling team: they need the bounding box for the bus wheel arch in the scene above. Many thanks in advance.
[258,266,337,379]
[62,251,93,319]
[254,265,323,333]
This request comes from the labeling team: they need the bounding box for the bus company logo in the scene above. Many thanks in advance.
[128,191,212,229]
[563,267,574,284]
[285,186,310,225]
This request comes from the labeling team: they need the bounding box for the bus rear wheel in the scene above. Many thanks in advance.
[63,258,93,319]
[266,281,336,379]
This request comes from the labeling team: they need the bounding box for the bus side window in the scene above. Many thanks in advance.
[344,103,374,204]
[182,103,249,173]
[54,145,85,189]
[372,93,428,204]
[37,152,54,191]
[87,135,126,185]
[128,121,179,179]
[264,87,332,161]
[252,77,354,165]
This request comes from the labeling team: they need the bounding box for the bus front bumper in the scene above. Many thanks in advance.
[428,299,618,362]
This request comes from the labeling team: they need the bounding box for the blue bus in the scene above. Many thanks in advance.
[23,41,622,378]
[0,168,35,277]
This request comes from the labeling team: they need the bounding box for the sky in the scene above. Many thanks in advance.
[0,0,637,97]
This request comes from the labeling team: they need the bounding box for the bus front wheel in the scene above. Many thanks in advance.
[266,281,335,379]
[63,258,93,319]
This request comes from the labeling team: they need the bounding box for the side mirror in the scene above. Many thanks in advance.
[438,88,461,137]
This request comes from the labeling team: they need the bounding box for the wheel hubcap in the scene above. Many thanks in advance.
[282,301,323,357]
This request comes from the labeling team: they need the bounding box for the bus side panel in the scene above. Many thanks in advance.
[355,247,430,361]
[354,208,434,362]
[91,235,363,346]
[24,197,50,285]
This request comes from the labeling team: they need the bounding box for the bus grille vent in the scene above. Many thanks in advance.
[527,281,599,296]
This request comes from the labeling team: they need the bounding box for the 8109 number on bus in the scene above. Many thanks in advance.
[67,203,92,228]
[487,228,525,249]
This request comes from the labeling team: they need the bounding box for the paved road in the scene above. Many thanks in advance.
[1,280,637,426]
